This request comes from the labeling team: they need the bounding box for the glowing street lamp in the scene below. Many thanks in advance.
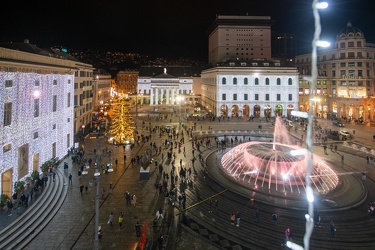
[82,124,86,136]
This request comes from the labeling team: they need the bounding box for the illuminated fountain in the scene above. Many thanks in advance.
[220,117,339,196]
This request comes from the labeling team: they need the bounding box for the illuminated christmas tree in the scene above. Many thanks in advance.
[108,95,134,144]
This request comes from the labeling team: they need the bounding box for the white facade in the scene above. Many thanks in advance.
[201,61,299,118]
[0,45,75,195]
[208,15,273,66]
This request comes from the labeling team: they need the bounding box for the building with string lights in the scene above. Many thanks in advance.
[0,40,92,196]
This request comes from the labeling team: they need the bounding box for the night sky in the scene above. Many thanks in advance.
[1,0,374,61]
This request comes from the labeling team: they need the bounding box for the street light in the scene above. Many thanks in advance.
[177,96,183,130]
[94,142,101,249]
[82,124,86,137]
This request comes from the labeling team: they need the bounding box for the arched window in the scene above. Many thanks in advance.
[222,77,226,85]
[244,78,248,85]
[233,77,237,85]
[277,78,281,85]
[288,78,293,85]
[255,78,259,85]
[266,78,270,85]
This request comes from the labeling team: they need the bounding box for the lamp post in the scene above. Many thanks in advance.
[82,124,86,137]
[94,142,101,249]
[177,96,183,130]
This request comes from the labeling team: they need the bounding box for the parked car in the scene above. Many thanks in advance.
[332,120,344,127]
[340,130,351,137]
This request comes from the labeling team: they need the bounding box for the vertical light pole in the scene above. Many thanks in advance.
[82,124,86,137]
[135,93,138,118]
[94,141,101,249]
[177,96,183,130]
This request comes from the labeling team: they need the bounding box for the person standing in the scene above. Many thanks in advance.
[235,211,241,227]
[118,212,124,229]
[80,185,84,195]
[272,213,278,224]
[109,182,113,194]
[108,212,113,226]
[131,194,137,206]
[330,221,336,237]
[69,173,72,185]
[255,208,260,223]
[157,234,164,250]
[135,221,142,237]
[230,211,236,225]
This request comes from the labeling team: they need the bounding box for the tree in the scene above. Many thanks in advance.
[108,95,134,144]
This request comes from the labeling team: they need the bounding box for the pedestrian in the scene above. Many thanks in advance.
[80,184,84,194]
[272,213,278,224]
[330,221,336,237]
[131,194,137,206]
[118,212,124,229]
[285,228,291,243]
[235,211,241,227]
[53,171,56,182]
[115,158,118,167]
[101,186,105,198]
[362,172,366,182]
[108,212,113,226]
[69,173,72,185]
[157,234,164,250]
[230,211,236,225]
[135,221,142,237]
[334,145,337,152]
[109,182,113,194]
[330,144,333,152]
[255,208,260,223]
[323,145,327,154]
[367,156,370,164]
[6,199,13,216]
[214,199,219,213]
[85,185,88,193]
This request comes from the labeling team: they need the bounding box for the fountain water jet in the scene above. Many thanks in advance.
[220,117,339,196]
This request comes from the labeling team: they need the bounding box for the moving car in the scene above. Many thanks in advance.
[332,120,344,127]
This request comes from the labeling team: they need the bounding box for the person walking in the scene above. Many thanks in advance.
[157,234,164,250]
[330,221,336,237]
[272,213,278,224]
[80,184,84,194]
[108,212,113,226]
[69,173,72,185]
[131,194,137,206]
[109,182,113,194]
[230,211,236,225]
[285,228,291,243]
[118,212,124,229]
[101,186,105,199]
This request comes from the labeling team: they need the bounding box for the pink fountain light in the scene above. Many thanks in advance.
[220,117,339,195]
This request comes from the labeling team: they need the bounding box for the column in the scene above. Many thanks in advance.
[155,88,159,105]
[166,89,170,105]
[172,88,175,105]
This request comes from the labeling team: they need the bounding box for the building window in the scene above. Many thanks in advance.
[244,94,248,100]
[288,94,292,101]
[67,134,71,148]
[341,81,347,86]
[265,94,269,101]
[340,62,346,67]
[244,78,248,85]
[5,80,13,87]
[3,102,12,126]
[67,93,71,107]
[288,78,292,85]
[68,79,71,84]
[34,99,39,117]
[277,78,281,85]
[33,132,39,139]
[299,88,303,94]
[53,79,57,85]
[255,94,259,100]
[358,81,364,86]
[233,94,237,100]
[277,94,281,101]
[332,81,336,86]
[233,78,237,85]
[332,71,336,77]
[222,94,226,100]
[53,124,56,130]
[222,77,226,85]
[3,144,12,153]
[255,78,259,85]
[357,41,362,47]
[35,80,40,86]
[53,95,57,112]
[265,78,270,85]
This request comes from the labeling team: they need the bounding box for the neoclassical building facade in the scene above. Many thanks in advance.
[200,60,299,118]
[295,21,375,122]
